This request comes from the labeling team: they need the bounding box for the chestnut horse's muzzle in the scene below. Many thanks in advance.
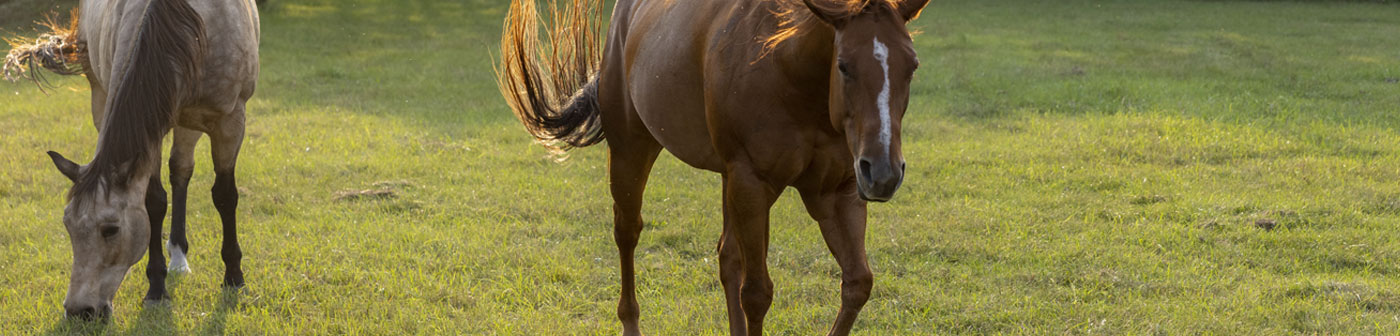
[856,157,905,202]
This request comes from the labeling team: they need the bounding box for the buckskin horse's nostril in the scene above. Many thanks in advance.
[65,306,97,320]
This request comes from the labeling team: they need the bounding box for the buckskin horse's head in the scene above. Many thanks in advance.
[48,151,152,320]
[805,0,927,202]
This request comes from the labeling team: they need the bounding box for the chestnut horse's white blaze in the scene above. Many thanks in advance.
[873,37,892,149]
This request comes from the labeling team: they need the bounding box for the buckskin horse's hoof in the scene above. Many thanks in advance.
[222,274,246,289]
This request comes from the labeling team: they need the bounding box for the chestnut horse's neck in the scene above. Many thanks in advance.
[770,21,837,87]
[747,1,838,76]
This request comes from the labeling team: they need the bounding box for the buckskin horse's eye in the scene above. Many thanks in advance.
[100,225,119,239]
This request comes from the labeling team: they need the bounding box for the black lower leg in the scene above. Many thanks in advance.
[144,176,170,301]
[169,176,191,256]
[212,173,244,288]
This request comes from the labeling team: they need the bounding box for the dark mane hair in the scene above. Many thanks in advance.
[72,0,205,198]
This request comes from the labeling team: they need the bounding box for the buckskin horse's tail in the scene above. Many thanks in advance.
[2,10,85,88]
[496,0,605,150]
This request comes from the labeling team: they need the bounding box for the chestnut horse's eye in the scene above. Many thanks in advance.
[100,225,119,239]
[836,60,851,78]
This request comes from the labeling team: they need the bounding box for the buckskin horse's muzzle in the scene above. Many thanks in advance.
[64,303,112,321]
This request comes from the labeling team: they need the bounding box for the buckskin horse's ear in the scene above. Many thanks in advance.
[47,151,80,182]
[899,0,930,22]
[803,0,848,27]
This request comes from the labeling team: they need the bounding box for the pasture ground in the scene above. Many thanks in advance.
[2,0,1399,334]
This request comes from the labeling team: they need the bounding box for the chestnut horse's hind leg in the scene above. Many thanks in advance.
[167,128,201,274]
[143,158,171,302]
[798,179,873,336]
[210,105,246,288]
[607,140,662,336]
[719,165,781,336]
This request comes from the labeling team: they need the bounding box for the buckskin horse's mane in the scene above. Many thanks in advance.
[71,0,206,200]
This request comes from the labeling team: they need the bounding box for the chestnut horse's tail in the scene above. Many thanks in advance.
[496,0,605,150]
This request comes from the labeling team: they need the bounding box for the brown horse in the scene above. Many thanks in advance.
[6,0,259,320]
[498,0,928,334]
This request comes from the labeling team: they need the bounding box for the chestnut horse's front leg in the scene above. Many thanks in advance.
[719,165,781,336]
[799,178,873,336]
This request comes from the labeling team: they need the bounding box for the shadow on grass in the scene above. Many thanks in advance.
[195,287,242,335]
[122,301,176,336]
[39,317,108,336]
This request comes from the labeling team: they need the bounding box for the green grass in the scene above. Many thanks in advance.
[3,0,1400,334]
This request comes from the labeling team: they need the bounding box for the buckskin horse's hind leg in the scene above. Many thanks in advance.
[798,179,872,336]
[719,164,781,336]
[143,157,171,302]
[167,127,200,274]
[210,104,246,288]
[607,138,661,336]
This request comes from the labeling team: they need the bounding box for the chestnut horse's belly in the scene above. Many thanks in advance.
[621,0,726,172]
[627,68,724,172]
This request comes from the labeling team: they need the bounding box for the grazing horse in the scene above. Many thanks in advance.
[498,0,927,334]
[6,0,259,320]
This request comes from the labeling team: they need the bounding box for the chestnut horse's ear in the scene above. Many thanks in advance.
[900,0,931,22]
[48,151,80,182]
[803,0,848,26]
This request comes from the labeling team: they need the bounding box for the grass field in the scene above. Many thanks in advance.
[3,0,1400,334]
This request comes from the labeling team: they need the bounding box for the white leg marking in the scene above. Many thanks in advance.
[873,37,892,148]
[167,241,191,274]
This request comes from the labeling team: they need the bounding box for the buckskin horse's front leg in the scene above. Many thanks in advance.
[167,128,201,274]
[143,158,171,302]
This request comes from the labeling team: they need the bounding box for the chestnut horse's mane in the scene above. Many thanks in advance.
[763,0,905,52]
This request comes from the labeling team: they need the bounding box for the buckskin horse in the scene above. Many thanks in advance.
[497,0,928,334]
[5,0,259,320]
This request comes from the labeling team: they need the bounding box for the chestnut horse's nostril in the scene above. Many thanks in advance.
[900,161,906,173]
[858,158,874,184]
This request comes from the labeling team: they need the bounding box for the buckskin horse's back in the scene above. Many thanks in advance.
[79,0,259,131]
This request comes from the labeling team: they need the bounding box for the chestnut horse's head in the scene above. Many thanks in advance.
[48,151,151,321]
[805,0,927,202]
